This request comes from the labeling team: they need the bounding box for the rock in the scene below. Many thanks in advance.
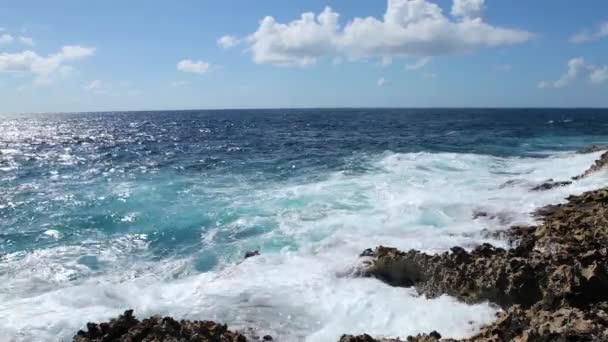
[530,179,572,191]
[472,210,488,219]
[467,304,608,341]
[262,335,273,341]
[360,248,375,257]
[338,332,442,342]
[573,151,608,180]
[358,186,608,341]
[576,145,607,154]
[244,250,260,259]
[73,310,249,342]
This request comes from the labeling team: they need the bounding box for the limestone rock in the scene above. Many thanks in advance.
[73,310,249,342]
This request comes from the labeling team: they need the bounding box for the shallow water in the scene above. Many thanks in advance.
[1,109,608,341]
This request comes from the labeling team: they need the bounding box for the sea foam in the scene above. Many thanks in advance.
[0,150,606,341]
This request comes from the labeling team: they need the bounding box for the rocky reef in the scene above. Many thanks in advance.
[73,310,252,342]
[573,151,608,181]
[356,189,608,340]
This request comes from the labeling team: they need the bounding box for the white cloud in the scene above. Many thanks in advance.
[0,45,95,86]
[451,0,485,18]
[247,7,340,66]
[19,36,34,46]
[217,35,240,48]
[570,22,608,43]
[177,59,210,74]
[590,66,608,85]
[539,57,607,88]
[538,58,586,89]
[0,33,14,44]
[240,0,531,66]
[406,57,431,70]
[377,77,388,86]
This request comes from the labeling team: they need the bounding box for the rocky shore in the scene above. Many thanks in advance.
[344,151,608,341]
[73,150,608,342]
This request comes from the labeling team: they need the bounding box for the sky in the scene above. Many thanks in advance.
[0,0,607,113]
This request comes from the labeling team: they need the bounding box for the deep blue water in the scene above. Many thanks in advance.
[2,109,608,340]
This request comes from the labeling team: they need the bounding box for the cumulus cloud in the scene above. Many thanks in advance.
[539,57,607,88]
[217,35,240,48]
[19,36,34,46]
[177,59,210,74]
[451,0,485,18]
[377,77,388,86]
[590,66,608,85]
[570,22,608,43]
[0,45,95,85]
[406,57,431,70]
[0,33,13,44]
[247,7,340,66]
[236,0,531,66]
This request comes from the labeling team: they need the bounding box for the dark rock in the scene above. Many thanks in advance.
[360,248,374,257]
[530,179,572,191]
[471,210,488,219]
[428,331,441,340]
[576,145,607,154]
[358,186,608,341]
[73,310,249,342]
[262,335,273,341]
[573,151,608,180]
[244,250,260,259]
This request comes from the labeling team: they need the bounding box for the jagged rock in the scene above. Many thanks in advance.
[573,151,608,180]
[530,179,572,191]
[466,303,608,341]
[73,310,249,342]
[338,331,441,342]
[358,186,608,341]
[244,250,260,259]
[576,145,607,154]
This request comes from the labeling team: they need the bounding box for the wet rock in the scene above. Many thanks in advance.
[530,179,572,191]
[358,186,608,341]
[244,250,260,259]
[573,151,608,180]
[360,248,375,257]
[471,210,488,219]
[467,304,608,341]
[73,310,249,342]
[338,331,442,342]
[576,145,607,154]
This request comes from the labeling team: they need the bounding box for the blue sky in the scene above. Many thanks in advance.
[0,0,607,113]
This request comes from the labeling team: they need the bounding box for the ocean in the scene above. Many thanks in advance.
[1,108,608,341]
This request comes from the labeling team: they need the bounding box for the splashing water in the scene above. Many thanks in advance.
[1,109,608,341]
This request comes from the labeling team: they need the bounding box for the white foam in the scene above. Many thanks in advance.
[0,151,606,341]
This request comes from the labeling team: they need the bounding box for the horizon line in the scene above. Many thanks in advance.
[3,106,608,116]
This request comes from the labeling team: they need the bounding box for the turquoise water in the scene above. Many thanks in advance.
[1,109,608,341]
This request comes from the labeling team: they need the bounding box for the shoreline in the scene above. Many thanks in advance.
[72,149,608,342]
